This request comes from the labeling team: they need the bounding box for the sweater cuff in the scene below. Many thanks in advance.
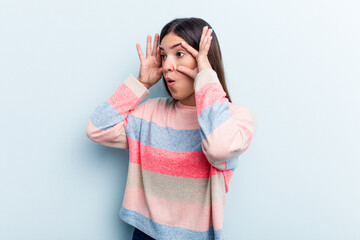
[123,74,150,100]
[194,68,220,93]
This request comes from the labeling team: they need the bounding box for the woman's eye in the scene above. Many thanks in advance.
[160,52,183,60]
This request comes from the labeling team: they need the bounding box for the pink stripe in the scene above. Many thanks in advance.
[229,104,257,134]
[128,138,219,178]
[122,186,225,231]
[195,82,227,116]
[128,97,256,135]
[108,83,141,116]
[130,99,200,130]
[201,117,247,163]
[241,126,254,152]
[222,170,234,193]
[86,120,124,143]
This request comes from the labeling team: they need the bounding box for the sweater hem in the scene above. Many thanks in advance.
[119,207,223,240]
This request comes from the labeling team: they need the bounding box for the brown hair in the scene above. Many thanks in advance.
[159,17,232,103]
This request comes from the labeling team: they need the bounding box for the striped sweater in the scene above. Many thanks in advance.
[86,68,257,240]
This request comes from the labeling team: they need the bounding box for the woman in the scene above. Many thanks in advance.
[86,17,257,240]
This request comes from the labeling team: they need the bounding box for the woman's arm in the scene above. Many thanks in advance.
[86,33,162,148]
[86,74,150,149]
[194,68,258,170]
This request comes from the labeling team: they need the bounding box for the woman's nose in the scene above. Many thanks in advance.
[163,57,176,72]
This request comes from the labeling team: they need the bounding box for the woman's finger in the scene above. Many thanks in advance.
[200,28,212,51]
[156,46,161,62]
[199,26,207,49]
[202,33,211,51]
[156,66,163,76]
[203,35,212,53]
[177,65,198,79]
[136,43,145,62]
[180,42,198,58]
[205,29,213,48]
[146,35,151,58]
[152,33,159,56]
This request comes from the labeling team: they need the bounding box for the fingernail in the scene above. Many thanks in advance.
[181,41,186,45]
[205,26,208,30]
[210,29,213,33]
[210,36,213,40]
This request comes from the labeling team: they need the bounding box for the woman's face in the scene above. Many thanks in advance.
[160,32,197,106]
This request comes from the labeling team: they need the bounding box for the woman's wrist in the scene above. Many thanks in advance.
[137,77,151,89]
[197,60,212,72]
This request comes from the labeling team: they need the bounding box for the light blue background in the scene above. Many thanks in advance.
[1,0,359,239]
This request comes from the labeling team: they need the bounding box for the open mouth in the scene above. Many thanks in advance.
[167,80,175,86]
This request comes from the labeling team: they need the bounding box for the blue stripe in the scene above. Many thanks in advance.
[126,114,203,152]
[198,101,231,140]
[119,207,224,240]
[90,101,125,130]
[225,156,240,170]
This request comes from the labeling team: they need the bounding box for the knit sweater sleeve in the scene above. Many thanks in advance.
[194,68,258,171]
[86,74,150,149]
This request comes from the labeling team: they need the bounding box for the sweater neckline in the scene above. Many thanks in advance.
[175,100,197,110]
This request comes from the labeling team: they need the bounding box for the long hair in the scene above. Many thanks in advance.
[159,17,232,103]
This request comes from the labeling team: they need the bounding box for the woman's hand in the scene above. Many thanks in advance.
[136,33,163,89]
[176,26,213,79]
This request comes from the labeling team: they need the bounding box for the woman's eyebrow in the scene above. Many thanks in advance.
[159,42,182,51]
